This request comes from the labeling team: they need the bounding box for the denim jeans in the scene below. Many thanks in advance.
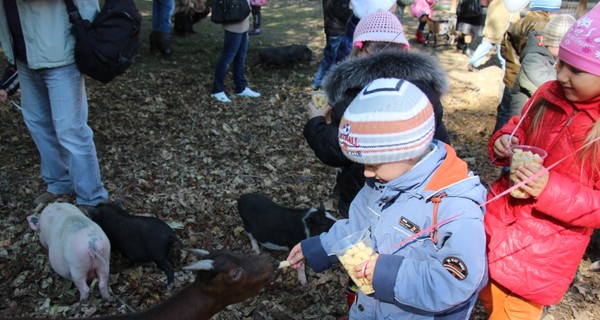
[312,35,351,89]
[469,40,506,70]
[212,30,248,94]
[152,0,175,33]
[16,61,109,206]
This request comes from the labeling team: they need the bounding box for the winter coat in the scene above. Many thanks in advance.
[481,0,514,44]
[501,10,551,88]
[323,0,352,36]
[410,0,435,18]
[486,80,600,305]
[0,0,99,69]
[509,31,556,117]
[301,140,488,319]
[303,50,451,217]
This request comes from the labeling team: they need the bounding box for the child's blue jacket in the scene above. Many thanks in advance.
[302,140,488,319]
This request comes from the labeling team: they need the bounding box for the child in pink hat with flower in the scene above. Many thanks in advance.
[480,3,600,319]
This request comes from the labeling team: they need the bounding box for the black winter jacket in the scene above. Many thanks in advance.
[323,0,352,36]
[303,50,451,217]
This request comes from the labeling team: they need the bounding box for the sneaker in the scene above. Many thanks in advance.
[33,192,59,208]
[236,87,261,98]
[211,92,231,103]
[467,63,480,72]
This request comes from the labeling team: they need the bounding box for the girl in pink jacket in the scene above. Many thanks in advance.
[410,0,436,43]
[480,4,600,319]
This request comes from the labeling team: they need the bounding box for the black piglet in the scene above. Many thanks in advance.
[87,200,180,288]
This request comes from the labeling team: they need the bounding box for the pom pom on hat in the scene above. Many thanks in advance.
[351,0,396,19]
[541,14,575,47]
[559,3,600,77]
[530,0,562,12]
[353,10,409,48]
[338,78,435,164]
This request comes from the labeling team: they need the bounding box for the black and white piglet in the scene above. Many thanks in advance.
[87,200,180,288]
[237,193,337,285]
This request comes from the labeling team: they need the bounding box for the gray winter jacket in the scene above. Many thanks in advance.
[508,31,557,116]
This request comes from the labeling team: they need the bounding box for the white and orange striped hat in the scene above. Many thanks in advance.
[338,78,435,164]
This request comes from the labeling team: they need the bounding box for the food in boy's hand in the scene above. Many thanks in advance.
[509,148,545,198]
[338,241,376,294]
[278,260,291,269]
[311,90,329,109]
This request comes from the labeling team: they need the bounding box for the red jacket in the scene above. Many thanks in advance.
[485,80,600,305]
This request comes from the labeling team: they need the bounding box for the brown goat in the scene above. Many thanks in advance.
[7,249,281,320]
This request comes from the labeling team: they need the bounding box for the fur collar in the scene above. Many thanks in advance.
[322,51,448,107]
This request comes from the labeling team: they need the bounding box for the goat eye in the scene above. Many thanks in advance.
[231,268,243,280]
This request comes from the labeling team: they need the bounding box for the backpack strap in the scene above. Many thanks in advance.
[62,0,83,23]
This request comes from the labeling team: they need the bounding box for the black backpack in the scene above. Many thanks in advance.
[63,0,142,84]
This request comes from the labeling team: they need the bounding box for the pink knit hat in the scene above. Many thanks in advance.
[558,3,600,77]
[339,78,435,164]
[353,10,410,48]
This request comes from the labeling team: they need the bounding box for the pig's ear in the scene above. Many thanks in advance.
[27,215,40,231]
[86,206,99,217]
[113,198,125,208]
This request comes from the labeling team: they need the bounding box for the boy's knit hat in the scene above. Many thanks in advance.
[541,14,576,47]
[559,3,600,76]
[338,78,435,164]
[353,10,409,48]
[351,0,396,19]
[530,0,562,12]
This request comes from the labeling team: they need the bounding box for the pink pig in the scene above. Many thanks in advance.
[27,202,112,301]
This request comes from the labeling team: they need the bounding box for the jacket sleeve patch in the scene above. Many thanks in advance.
[443,257,468,280]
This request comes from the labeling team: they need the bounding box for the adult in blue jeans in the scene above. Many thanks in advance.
[211,3,260,104]
[150,0,175,56]
[0,0,109,212]
[312,0,353,90]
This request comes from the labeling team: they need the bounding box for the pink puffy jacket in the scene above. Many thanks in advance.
[485,80,600,305]
[410,0,436,18]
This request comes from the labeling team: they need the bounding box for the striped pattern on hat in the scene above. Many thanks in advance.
[338,78,435,164]
[542,14,575,47]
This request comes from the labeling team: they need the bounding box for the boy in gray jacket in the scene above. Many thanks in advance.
[288,78,488,319]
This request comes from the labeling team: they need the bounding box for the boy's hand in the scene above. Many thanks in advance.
[0,90,7,103]
[493,134,519,159]
[307,101,331,119]
[353,254,379,284]
[514,162,549,197]
[286,243,305,269]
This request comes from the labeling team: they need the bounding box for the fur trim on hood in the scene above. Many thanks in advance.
[322,50,448,107]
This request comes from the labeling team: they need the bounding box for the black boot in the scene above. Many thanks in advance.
[158,31,173,56]
[149,30,160,54]
[249,6,261,35]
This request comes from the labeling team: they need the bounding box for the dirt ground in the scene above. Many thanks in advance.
[0,1,599,319]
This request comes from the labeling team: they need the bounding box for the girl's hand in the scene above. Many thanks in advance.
[286,243,305,270]
[307,101,331,119]
[353,254,379,283]
[514,162,549,197]
[493,134,519,159]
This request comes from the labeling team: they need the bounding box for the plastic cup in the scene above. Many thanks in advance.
[331,229,375,295]
[509,145,547,199]
[311,90,328,109]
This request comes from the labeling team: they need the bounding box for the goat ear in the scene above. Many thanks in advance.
[185,248,210,256]
[183,260,214,271]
